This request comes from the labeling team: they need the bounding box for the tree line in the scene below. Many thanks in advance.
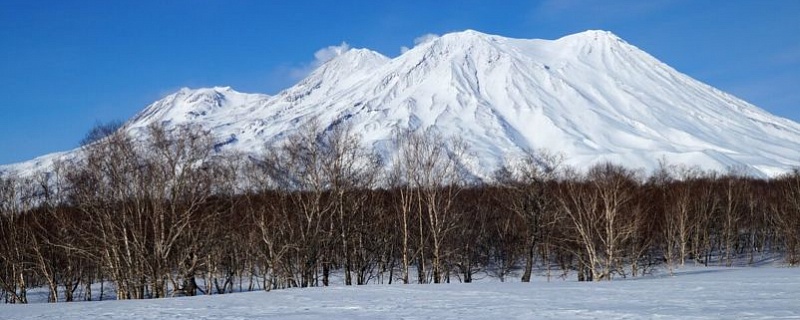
[1,122,799,303]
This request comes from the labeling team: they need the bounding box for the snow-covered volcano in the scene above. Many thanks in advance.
[6,30,800,177]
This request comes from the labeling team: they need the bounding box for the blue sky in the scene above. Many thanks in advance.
[1,0,798,165]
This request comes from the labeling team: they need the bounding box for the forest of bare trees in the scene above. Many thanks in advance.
[1,122,799,303]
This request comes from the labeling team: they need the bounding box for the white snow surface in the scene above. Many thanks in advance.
[2,267,798,319]
[6,29,800,178]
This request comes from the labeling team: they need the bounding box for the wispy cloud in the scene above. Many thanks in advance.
[288,42,351,80]
[400,33,440,54]
[262,42,352,93]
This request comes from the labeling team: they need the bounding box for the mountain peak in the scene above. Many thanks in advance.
[310,47,389,75]
[337,48,389,64]
[174,86,236,98]
[127,86,267,130]
[406,29,501,59]
[294,47,389,89]
[435,29,497,44]
[445,29,491,38]
[577,29,621,39]
[559,29,628,46]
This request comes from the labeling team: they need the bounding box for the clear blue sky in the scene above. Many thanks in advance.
[1,0,798,165]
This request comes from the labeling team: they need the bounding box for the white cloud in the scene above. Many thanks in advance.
[289,41,351,81]
[313,42,351,65]
[414,33,440,45]
[400,33,440,54]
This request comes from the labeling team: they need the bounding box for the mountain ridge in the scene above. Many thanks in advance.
[4,29,800,178]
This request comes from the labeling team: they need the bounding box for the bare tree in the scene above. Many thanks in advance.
[0,173,32,303]
[687,172,720,266]
[718,168,748,266]
[319,123,382,285]
[67,122,217,299]
[256,119,338,287]
[141,123,217,297]
[10,116,800,305]
[772,169,800,265]
[556,163,640,281]
[648,162,702,271]
[80,120,124,147]
[493,150,561,282]
[391,128,468,284]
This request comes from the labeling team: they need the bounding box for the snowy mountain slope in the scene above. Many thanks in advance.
[4,29,800,178]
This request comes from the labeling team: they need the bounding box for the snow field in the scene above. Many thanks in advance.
[2,267,798,319]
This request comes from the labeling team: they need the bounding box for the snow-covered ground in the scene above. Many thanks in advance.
[2,267,798,319]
